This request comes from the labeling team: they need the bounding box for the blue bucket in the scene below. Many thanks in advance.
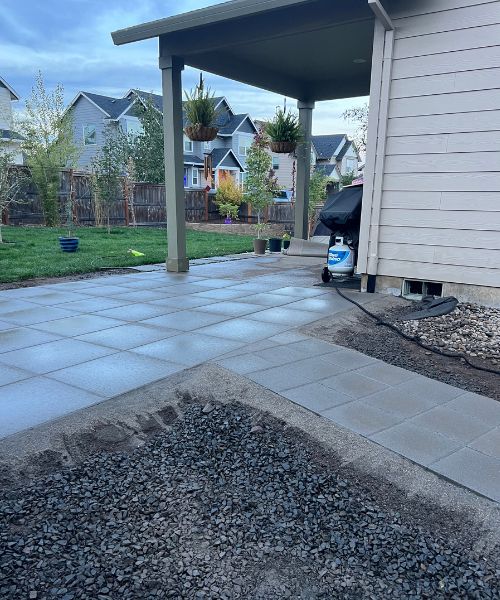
[59,237,79,252]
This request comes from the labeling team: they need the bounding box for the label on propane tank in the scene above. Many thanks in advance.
[328,250,352,267]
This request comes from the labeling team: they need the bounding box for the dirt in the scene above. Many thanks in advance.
[0,268,137,291]
[304,298,500,401]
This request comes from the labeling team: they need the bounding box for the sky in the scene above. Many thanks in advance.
[0,0,368,135]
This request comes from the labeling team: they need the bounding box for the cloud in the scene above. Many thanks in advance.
[2,0,368,136]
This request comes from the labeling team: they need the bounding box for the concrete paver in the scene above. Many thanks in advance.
[0,254,499,503]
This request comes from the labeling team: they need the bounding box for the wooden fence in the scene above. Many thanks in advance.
[4,168,296,230]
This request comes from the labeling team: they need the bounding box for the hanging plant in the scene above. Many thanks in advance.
[265,108,302,154]
[184,75,220,142]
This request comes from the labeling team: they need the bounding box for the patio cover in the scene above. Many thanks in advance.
[112,0,389,271]
[112,0,376,102]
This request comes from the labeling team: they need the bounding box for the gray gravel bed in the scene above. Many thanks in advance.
[1,402,498,599]
[399,302,500,365]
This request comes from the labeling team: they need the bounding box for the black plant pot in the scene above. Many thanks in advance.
[59,237,79,252]
[253,239,267,255]
[268,238,282,253]
[283,240,290,250]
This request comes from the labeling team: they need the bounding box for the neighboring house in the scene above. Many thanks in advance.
[311,134,360,184]
[255,119,296,199]
[0,76,23,164]
[67,89,255,188]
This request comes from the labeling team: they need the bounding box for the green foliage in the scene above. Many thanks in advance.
[308,170,330,236]
[0,148,28,243]
[184,76,220,128]
[215,175,243,220]
[265,108,302,143]
[91,125,129,233]
[341,171,356,187]
[129,95,165,184]
[244,133,275,238]
[342,103,368,153]
[0,227,254,283]
[18,72,80,226]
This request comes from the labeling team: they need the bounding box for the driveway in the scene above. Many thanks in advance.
[0,254,499,502]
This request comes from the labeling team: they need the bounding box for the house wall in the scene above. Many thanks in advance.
[268,151,296,193]
[340,145,359,176]
[359,0,500,299]
[0,86,13,130]
[72,96,113,170]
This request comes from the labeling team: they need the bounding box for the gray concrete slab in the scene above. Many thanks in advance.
[76,323,180,350]
[321,371,389,399]
[320,348,377,370]
[110,290,173,302]
[131,332,245,366]
[281,382,353,412]
[0,327,62,354]
[33,314,127,337]
[243,292,300,307]
[246,363,321,392]
[446,393,500,426]
[48,352,184,397]
[142,310,230,332]
[355,362,417,387]
[322,400,405,436]
[92,303,178,321]
[468,428,500,459]
[247,306,323,326]
[408,405,494,444]
[53,297,134,313]
[432,448,500,503]
[362,386,439,418]
[0,320,15,332]
[198,318,290,342]
[371,423,463,467]
[0,363,34,386]
[195,301,265,317]
[0,338,116,374]
[0,376,105,438]
[0,305,76,326]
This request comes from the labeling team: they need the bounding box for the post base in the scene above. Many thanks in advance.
[166,257,190,272]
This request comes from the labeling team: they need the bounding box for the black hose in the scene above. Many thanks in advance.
[334,286,500,376]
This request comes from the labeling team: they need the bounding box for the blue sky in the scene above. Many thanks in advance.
[0,0,367,134]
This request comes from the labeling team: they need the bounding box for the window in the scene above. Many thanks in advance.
[126,120,143,137]
[183,167,188,188]
[203,141,211,151]
[272,156,280,170]
[238,136,250,156]
[83,124,97,145]
[240,172,247,188]
[346,157,358,173]
[192,169,200,186]
[184,135,193,153]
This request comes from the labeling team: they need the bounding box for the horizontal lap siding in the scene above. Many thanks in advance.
[378,0,500,286]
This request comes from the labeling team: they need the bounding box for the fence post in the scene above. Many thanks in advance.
[123,177,130,226]
[247,203,252,224]
[204,189,209,222]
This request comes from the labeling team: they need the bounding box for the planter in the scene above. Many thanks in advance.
[253,238,267,255]
[269,141,297,154]
[59,237,79,252]
[283,240,290,250]
[185,125,218,142]
[268,237,282,253]
[224,217,232,224]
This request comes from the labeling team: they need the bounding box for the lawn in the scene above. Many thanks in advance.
[0,226,254,283]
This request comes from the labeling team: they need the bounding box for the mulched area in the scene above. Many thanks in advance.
[305,301,500,401]
[1,403,498,599]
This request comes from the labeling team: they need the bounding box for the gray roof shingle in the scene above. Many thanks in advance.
[83,92,132,119]
[312,134,345,160]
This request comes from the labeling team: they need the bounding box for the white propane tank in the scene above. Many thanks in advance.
[328,236,354,275]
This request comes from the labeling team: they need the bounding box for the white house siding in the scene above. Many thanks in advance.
[340,145,359,176]
[269,151,296,193]
[363,0,500,293]
[71,96,110,170]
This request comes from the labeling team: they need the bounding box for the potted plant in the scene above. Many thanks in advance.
[214,174,243,225]
[268,236,282,252]
[59,171,79,252]
[282,231,291,250]
[265,108,302,154]
[184,76,220,142]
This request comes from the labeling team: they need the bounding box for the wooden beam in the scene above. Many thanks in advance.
[368,0,393,31]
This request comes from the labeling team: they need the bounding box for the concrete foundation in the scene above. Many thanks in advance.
[361,274,500,308]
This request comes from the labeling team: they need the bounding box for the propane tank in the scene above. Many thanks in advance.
[328,236,354,275]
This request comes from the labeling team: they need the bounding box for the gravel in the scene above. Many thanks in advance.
[1,402,498,599]
[398,302,500,365]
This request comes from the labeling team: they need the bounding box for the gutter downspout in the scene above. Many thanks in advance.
[358,0,394,292]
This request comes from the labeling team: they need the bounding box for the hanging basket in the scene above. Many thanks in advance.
[185,125,218,142]
[269,141,297,154]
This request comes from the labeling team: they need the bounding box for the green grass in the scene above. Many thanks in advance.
[0,226,254,283]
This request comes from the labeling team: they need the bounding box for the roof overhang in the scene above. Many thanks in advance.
[111,0,377,102]
[0,76,20,101]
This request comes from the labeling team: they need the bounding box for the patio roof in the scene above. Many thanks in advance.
[111,0,377,101]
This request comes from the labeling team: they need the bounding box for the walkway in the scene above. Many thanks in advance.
[0,255,499,502]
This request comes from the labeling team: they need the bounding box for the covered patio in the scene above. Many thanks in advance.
[112,0,394,273]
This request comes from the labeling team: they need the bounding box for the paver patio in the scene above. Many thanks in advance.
[0,254,499,502]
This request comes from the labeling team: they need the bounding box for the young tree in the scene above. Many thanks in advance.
[0,147,27,243]
[91,125,128,233]
[244,131,277,238]
[129,96,164,184]
[342,103,369,154]
[215,174,243,222]
[18,72,79,226]
[308,169,330,235]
